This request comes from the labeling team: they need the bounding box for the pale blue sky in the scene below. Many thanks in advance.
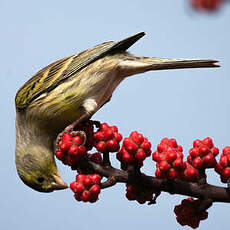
[1,0,230,229]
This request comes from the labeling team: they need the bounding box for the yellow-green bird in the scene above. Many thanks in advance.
[15,32,219,192]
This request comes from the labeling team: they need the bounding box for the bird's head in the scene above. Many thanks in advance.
[15,144,68,192]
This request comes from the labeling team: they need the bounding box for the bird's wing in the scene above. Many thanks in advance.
[15,32,145,109]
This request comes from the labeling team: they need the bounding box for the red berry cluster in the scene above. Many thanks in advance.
[55,133,87,166]
[116,131,151,165]
[94,123,122,153]
[70,174,101,203]
[152,138,185,180]
[174,198,208,229]
[190,0,224,12]
[126,183,153,204]
[187,137,219,170]
[215,146,230,183]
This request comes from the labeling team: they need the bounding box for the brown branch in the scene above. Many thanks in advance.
[87,161,230,203]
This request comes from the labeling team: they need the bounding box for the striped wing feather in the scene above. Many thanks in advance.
[15,32,145,109]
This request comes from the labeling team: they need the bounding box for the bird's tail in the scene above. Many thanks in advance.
[119,56,220,77]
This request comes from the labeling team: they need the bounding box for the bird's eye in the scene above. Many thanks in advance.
[37,177,45,183]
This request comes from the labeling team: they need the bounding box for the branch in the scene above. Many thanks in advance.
[88,161,230,203]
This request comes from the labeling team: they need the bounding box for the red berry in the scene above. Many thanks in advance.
[173,158,184,170]
[193,139,201,148]
[227,154,230,164]
[187,155,192,164]
[104,129,114,140]
[94,131,104,141]
[203,153,216,167]
[157,144,164,153]
[89,184,101,196]
[132,132,144,144]
[78,146,86,157]
[155,167,164,179]
[62,133,73,141]
[123,152,134,164]
[220,156,228,167]
[166,151,177,162]
[159,161,170,172]
[114,132,123,142]
[135,149,146,162]
[70,182,77,192]
[110,125,118,132]
[75,183,85,194]
[189,148,199,158]
[215,163,223,174]
[169,139,178,148]
[141,141,151,156]
[68,145,79,157]
[178,145,183,152]
[89,174,101,184]
[81,191,91,202]
[152,151,158,161]
[76,174,87,182]
[212,147,219,156]
[82,177,93,189]
[192,157,203,169]
[156,153,165,162]
[168,168,178,179]
[96,141,106,152]
[100,123,110,130]
[185,167,199,181]
[59,140,72,152]
[125,141,137,153]
[222,167,230,180]
[199,145,209,156]
[203,137,214,148]
[223,146,230,155]
[55,150,65,160]
[107,139,119,152]
[72,136,84,145]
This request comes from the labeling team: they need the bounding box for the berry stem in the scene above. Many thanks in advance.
[101,176,117,189]
[198,169,207,184]
[102,151,111,166]
[196,198,213,214]
[227,179,230,191]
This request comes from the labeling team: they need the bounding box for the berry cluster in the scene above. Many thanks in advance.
[187,137,219,170]
[70,174,101,203]
[55,133,87,167]
[190,0,224,12]
[126,183,153,204]
[152,138,185,179]
[215,146,230,183]
[94,123,122,153]
[116,131,151,165]
[174,198,208,229]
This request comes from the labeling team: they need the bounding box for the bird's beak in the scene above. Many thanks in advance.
[52,174,68,190]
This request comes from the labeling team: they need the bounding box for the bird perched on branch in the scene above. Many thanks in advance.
[15,32,219,192]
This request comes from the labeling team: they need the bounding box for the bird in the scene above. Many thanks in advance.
[15,32,219,192]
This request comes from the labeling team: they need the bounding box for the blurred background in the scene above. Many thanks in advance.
[1,0,230,229]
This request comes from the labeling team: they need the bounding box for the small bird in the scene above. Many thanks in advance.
[15,32,219,192]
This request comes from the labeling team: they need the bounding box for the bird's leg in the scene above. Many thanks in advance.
[64,112,92,133]
[55,99,98,151]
